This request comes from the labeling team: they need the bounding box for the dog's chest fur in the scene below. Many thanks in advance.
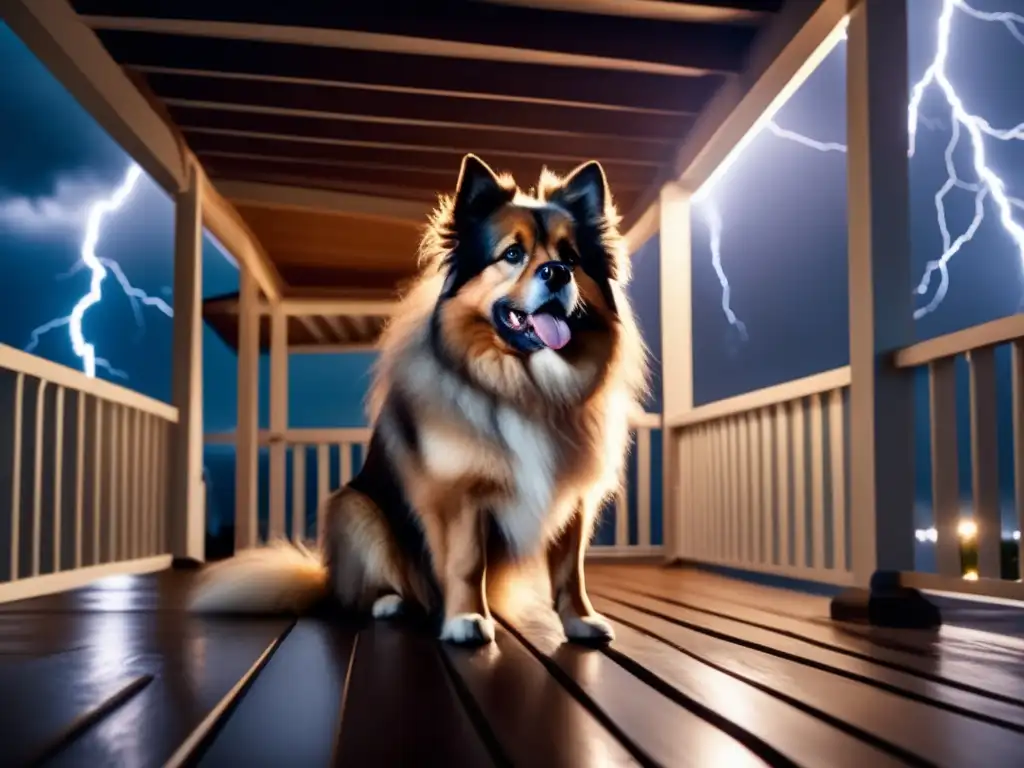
[418,384,624,556]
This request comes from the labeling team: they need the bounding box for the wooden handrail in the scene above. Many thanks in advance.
[666,366,849,428]
[894,313,1024,368]
[0,343,178,422]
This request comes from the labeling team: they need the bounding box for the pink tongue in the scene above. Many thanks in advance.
[529,313,571,350]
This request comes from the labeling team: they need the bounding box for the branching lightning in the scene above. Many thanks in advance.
[22,162,175,379]
[695,0,1024,335]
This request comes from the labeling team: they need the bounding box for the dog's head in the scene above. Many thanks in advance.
[425,154,637,408]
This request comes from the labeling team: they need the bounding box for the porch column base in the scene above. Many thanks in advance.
[829,571,941,629]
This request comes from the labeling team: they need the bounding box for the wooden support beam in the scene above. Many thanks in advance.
[844,0,915,585]
[0,0,186,192]
[168,159,206,563]
[268,305,289,540]
[659,180,693,563]
[831,0,933,628]
[234,267,260,552]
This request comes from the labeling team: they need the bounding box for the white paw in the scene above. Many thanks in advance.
[439,613,496,646]
[562,612,615,644]
[371,594,405,619]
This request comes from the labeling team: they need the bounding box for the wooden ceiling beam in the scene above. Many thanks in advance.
[142,70,694,139]
[170,107,671,164]
[185,132,662,185]
[195,149,658,189]
[184,125,658,167]
[479,0,778,24]
[76,1,760,74]
[199,155,648,198]
[91,30,723,113]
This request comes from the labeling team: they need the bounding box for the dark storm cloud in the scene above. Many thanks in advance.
[0,23,126,198]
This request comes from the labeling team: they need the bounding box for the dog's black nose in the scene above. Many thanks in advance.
[537,261,571,291]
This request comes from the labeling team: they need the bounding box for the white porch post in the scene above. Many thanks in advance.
[659,181,694,562]
[268,305,289,539]
[169,158,206,563]
[834,0,935,625]
[234,268,260,551]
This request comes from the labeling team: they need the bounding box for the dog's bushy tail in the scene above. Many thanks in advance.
[188,540,328,615]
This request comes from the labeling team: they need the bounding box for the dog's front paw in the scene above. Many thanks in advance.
[371,593,405,620]
[440,613,496,646]
[561,612,615,644]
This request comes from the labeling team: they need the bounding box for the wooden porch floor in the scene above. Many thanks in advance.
[4,566,1024,767]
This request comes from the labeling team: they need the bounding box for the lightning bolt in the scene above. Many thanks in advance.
[695,0,1024,335]
[23,162,175,379]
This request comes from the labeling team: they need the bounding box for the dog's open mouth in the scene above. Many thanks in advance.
[494,299,571,351]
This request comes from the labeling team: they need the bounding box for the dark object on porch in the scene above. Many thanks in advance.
[830,571,943,630]
[4,565,1024,766]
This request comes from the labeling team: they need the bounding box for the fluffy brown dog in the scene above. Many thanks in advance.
[189,154,647,646]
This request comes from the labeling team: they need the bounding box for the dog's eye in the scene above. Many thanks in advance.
[557,241,580,266]
[502,244,526,264]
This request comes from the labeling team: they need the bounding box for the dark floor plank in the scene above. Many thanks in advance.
[597,618,905,768]
[593,583,1024,732]
[195,620,357,767]
[0,650,152,767]
[442,626,639,767]
[591,569,1024,706]
[40,614,290,768]
[593,596,1024,766]
[502,618,772,767]
[333,623,495,766]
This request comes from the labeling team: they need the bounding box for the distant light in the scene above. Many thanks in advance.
[963,569,979,581]
[915,527,938,543]
[1015,531,1022,542]
[957,520,978,540]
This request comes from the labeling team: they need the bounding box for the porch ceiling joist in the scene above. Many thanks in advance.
[479,0,772,25]
[75,1,767,76]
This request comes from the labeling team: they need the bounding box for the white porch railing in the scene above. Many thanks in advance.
[894,313,1024,599]
[1,344,177,602]
[666,368,854,586]
[205,411,663,559]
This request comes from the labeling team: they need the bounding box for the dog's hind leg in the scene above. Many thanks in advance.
[322,487,407,614]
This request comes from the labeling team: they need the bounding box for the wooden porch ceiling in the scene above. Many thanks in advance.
[69,0,788,347]
[203,292,392,353]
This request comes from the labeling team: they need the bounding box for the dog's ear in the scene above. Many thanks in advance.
[453,154,511,223]
[548,160,610,225]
